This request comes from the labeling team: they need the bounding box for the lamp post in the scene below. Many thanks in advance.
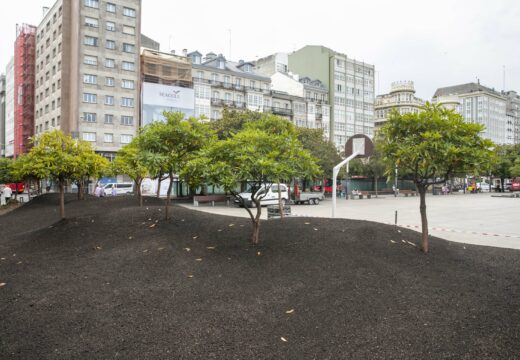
[394,165,398,197]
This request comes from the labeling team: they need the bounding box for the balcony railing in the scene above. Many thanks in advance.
[271,107,293,116]
[211,98,223,106]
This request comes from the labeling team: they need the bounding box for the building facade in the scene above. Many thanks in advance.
[188,51,271,121]
[374,81,425,129]
[34,0,141,159]
[5,58,15,158]
[288,45,375,151]
[140,48,194,125]
[0,75,6,157]
[503,90,520,144]
[14,24,37,158]
[433,83,508,145]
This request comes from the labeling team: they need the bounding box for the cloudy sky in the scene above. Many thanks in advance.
[1,0,518,100]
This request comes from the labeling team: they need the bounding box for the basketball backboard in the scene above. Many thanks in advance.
[344,134,374,158]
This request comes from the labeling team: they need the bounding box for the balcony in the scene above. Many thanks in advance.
[234,102,245,108]
[271,107,293,116]
[222,100,234,107]
[234,84,244,91]
[211,98,223,106]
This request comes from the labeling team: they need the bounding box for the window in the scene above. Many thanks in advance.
[105,40,116,50]
[120,134,133,144]
[122,61,135,71]
[121,116,133,125]
[105,95,114,105]
[121,97,134,107]
[82,132,96,142]
[121,79,134,89]
[83,112,97,122]
[83,74,97,84]
[104,133,113,143]
[105,58,115,68]
[84,36,98,46]
[122,26,135,35]
[84,0,99,8]
[83,93,97,103]
[123,7,136,17]
[122,43,135,53]
[105,77,114,86]
[249,80,256,89]
[85,17,99,28]
[106,2,116,12]
[104,114,114,124]
[106,21,115,31]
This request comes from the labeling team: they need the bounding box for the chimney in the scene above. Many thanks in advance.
[239,60,244,65]
[182,49,187,56]
[42,6,50,17]
[170,50,175,55]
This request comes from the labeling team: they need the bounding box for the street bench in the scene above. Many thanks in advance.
[193,195,229,207]
[400,190,417,197]
[350,191,371,200]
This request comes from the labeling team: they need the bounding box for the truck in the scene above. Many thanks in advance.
[292,184,324,205]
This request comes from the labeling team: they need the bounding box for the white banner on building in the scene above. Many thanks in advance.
[142,83,195,125]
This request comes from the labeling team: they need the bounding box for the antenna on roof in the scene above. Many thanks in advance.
[503,65,506,91]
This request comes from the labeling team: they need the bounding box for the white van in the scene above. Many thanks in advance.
[103,182,134,196]
[235,184,289,207]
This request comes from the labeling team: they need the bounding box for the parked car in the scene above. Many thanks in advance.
[6,182,25,194]
[235,184,289,207]
[102,182,134,196]
[504,182,512,192]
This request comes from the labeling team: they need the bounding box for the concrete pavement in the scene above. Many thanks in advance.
[181,193,520,250]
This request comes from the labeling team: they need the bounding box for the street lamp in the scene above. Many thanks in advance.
[394,165,398,197]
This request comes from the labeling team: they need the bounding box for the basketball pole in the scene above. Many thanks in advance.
[332,151,360,218]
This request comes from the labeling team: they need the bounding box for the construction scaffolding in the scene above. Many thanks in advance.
[14,23,36,158]
[141,49,193,88]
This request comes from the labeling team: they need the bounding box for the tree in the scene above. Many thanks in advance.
[378,103,494,253]
[111,138,149,207]
[139,112,212,220]
[190,115,319,245]
[0,158,14,184]
[209,108,262,140]
[70,141,109,200]
[27,130,89,219]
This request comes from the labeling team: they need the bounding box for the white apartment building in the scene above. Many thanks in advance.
[503,90,520,144]
[5,58,15,158]
[433,83,508,145]
[34,0,141,159]
[288,46,375,151]
[188,52,271,121]
[374,81,425,129]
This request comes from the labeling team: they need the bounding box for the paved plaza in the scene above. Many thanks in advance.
[182,193,520,250]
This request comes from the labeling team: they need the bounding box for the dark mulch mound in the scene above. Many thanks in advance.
[1,194,519,359]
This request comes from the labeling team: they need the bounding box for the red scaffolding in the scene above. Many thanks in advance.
[14,23,36,158]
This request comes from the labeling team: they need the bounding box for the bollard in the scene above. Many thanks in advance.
[394,210,398,226]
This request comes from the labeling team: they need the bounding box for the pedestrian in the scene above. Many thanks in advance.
[3,186,13,204]
[111,185,117,197]
[94,184,102,197]
[392,185,397,197]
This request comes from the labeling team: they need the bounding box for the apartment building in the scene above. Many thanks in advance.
[374,81,425,129]
[503,90,520,144]
[288,45,375,151]
[433,82,508,145]
[34,0,141,159]
[188,51,271,120]
[5,58,14,158]
[0,75,6,156]
[256,53,330,138]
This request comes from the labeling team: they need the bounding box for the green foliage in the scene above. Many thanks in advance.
[490,144,520,179]
[70,140,109,185]
[296,127,342,178]
[377,103,495,186]
[0,158,15,183]
[209,108,262,140]
[111,137,148,183]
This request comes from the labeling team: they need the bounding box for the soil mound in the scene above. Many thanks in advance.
[0,196,519,359]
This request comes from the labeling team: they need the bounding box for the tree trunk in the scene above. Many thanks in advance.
[59,180,65,219]
[251,199,262,245]
[418,185,429,253]
[165,173,174,220]
[277,182,284,220]
[156,175,162,198]
[135,178,143,207]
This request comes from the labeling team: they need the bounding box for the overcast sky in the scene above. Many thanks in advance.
[1,0,519,100]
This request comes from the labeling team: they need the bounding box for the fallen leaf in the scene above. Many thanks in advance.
[143,249,148,253]
[217,229,222,232]
[16,261,22,265]
[239,225,244,227]
[397,230,401,233]
[285,309,294,314]
[406,241,416,247]
[195,258,202,261]
[158,247,164,251]
[148,218,152,221]
[281,337,288,342]
[257,252,261,256]
[155,220,159,223]
[207,246,215,250]
[184,248,191,252]
[401,240,406,243]
[0,283,6,288]
[313,228,318,231]
[95,246,102,250]
[390,240,396,244]
[229,223,235,227]
[227,257,231,260]
[0,258,5,261]
[149,223,156,228]
[192,236,198,239]
[128,236,133,240]
[91,220,94,223]
[181,219,185,222]
[188,275,194,278]
[304,222,311,225]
